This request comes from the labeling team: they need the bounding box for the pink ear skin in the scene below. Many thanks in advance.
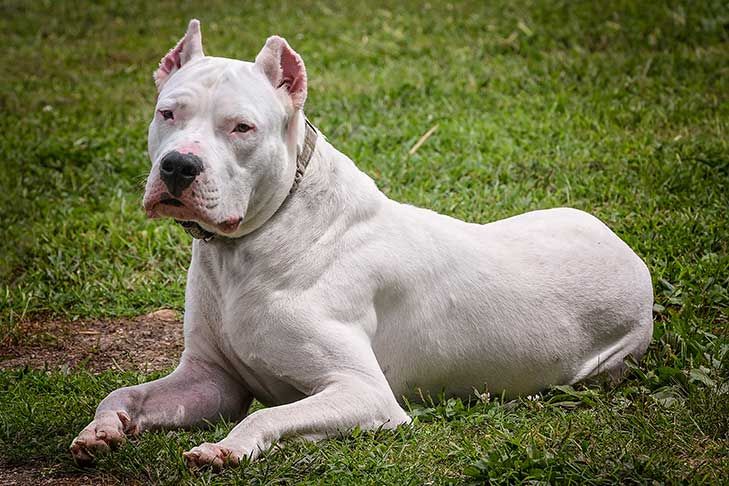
[255,36,308,111]
[154,19,205,91]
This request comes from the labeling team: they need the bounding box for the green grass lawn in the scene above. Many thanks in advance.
[1,0,727,483]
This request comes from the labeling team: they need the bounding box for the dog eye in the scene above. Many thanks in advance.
[159,110,174,120]
[233,123,253,133]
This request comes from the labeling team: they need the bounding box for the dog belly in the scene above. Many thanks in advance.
[374,308,648,400]
[369,207,653,400]
[372,302,583,400]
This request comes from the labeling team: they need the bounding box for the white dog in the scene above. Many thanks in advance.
[71,20,653,469]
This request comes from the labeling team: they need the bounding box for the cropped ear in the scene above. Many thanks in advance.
[154,19,204,91]
[254,36,307,111]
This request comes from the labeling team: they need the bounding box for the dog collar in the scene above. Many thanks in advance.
[176,118,318,242]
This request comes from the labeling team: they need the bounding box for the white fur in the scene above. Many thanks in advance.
[72,22,653,468]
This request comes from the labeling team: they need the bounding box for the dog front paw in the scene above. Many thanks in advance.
[183,442,246,470]
[70,410,132,466]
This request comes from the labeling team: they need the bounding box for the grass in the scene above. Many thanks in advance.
[1,0,727,483]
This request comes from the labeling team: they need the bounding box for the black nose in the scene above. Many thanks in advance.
[159,151,203,197]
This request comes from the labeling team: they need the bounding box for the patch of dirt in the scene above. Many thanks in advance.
[0,464,119,486]
[0,309,183,373]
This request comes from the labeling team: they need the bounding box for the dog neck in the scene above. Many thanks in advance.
[191,126,386,282]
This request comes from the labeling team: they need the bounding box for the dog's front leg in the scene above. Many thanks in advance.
[70,357,251,465]
[184,376,409,469]
[183,330,410,469]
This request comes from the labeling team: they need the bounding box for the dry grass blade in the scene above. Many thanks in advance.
[408,124,438,155]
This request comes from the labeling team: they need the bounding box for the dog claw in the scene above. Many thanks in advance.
[184,443,240,471]
[70,410,129,466]
[69,443,95,467]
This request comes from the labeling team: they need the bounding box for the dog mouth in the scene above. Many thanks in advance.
[160,197,185,207]
[147,195,242,235]
[145,193,196,219]
[218,216,243,233]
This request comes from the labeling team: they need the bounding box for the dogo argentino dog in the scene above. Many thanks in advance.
[71,19,653,469]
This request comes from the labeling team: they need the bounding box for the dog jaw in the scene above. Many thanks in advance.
[143,174,244,234]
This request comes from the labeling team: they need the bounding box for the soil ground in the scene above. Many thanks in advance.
[0,310,183,373]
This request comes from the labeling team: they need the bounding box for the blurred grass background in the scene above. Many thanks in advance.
[0,0,727,483]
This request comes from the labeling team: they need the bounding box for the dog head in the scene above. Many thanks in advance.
[143,19,308,237]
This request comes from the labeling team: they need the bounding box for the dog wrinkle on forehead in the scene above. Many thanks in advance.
[159,74,231,111]
[163,57,229,91]
[161,58,282,125]
[213,74,283,121]
[159,80,216,106]
[218,63,272,96]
